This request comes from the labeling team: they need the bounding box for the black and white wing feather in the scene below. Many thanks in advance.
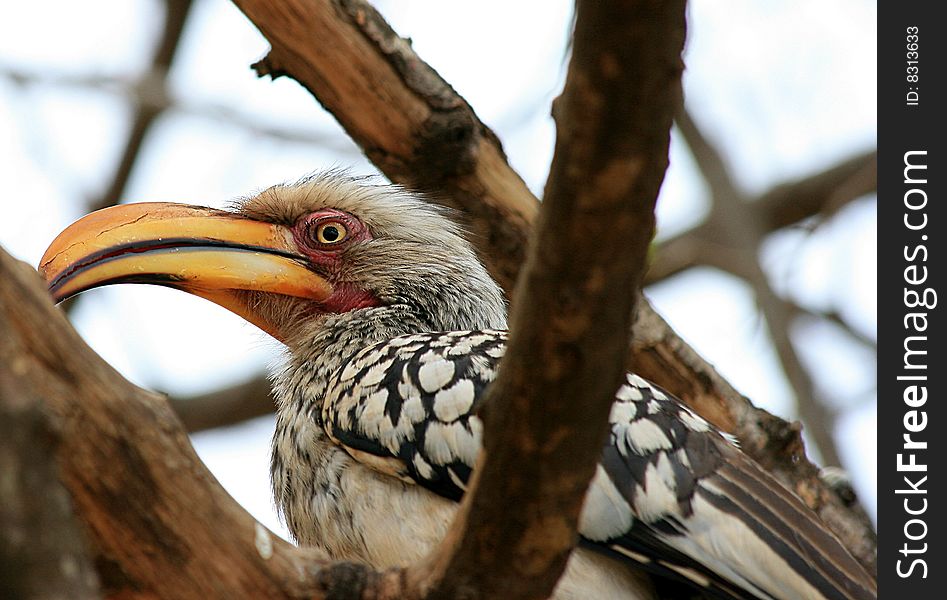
[590,377,875,600]
[323,330,505,501]
[321,330,875,600]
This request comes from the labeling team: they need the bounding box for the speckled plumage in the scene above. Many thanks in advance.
[243,175,874,600]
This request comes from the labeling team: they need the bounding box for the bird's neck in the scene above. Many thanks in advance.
[269,304,457,543]
[274,270,508,413]
[270,293,505,544]
[273,305,438,416]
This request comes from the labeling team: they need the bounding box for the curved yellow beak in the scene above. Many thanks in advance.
[39,202,332,341]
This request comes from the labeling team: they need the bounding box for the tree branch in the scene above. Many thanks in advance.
[675,108,745,202]
[91,0,194,213]
[665,116,878,463]
[0,67,361,154]
[0,372,101,599]
[170,377,275,432]
[646,149,877,285]
[45,0,193,320]
[676,108,846,469]
[797,306,877,351]
[753,150,877,232]
[0,248,344,599]
[414,2,685,597]
[1,246,447,599]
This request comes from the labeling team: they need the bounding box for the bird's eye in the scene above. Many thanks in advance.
[314,221,348,245]
[293,211,365,254]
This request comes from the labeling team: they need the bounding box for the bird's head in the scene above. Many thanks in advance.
[39,174,507,349]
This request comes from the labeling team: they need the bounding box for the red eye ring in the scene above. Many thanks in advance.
[293,210,370,256]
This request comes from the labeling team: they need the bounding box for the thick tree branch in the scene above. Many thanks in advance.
[0,246,438,599]
[414,2,685,598]
[230,0,876,570]
[0,249,338,599]
[0,378,101,599]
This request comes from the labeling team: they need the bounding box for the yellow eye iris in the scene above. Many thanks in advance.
[315,221,348,244]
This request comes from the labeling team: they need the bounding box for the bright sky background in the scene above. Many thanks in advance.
[0,0,877,540]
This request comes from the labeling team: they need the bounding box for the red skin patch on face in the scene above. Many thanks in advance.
[291,209,380,313]
[321,283,381,313]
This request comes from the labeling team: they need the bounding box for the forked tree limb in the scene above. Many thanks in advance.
[674,108,846,469]
[230,0,876,571]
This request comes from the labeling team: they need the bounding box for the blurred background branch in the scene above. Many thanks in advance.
[667,108,876,468]
[93,0,194,213]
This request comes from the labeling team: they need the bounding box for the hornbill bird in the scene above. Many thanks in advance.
[40,174,875,600]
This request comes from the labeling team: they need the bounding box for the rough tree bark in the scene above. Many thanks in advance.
[414,2,685,597]
[0,252,333,600]
[0,376,101,599]
[231,0,876,572]
[2,0,692,597]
